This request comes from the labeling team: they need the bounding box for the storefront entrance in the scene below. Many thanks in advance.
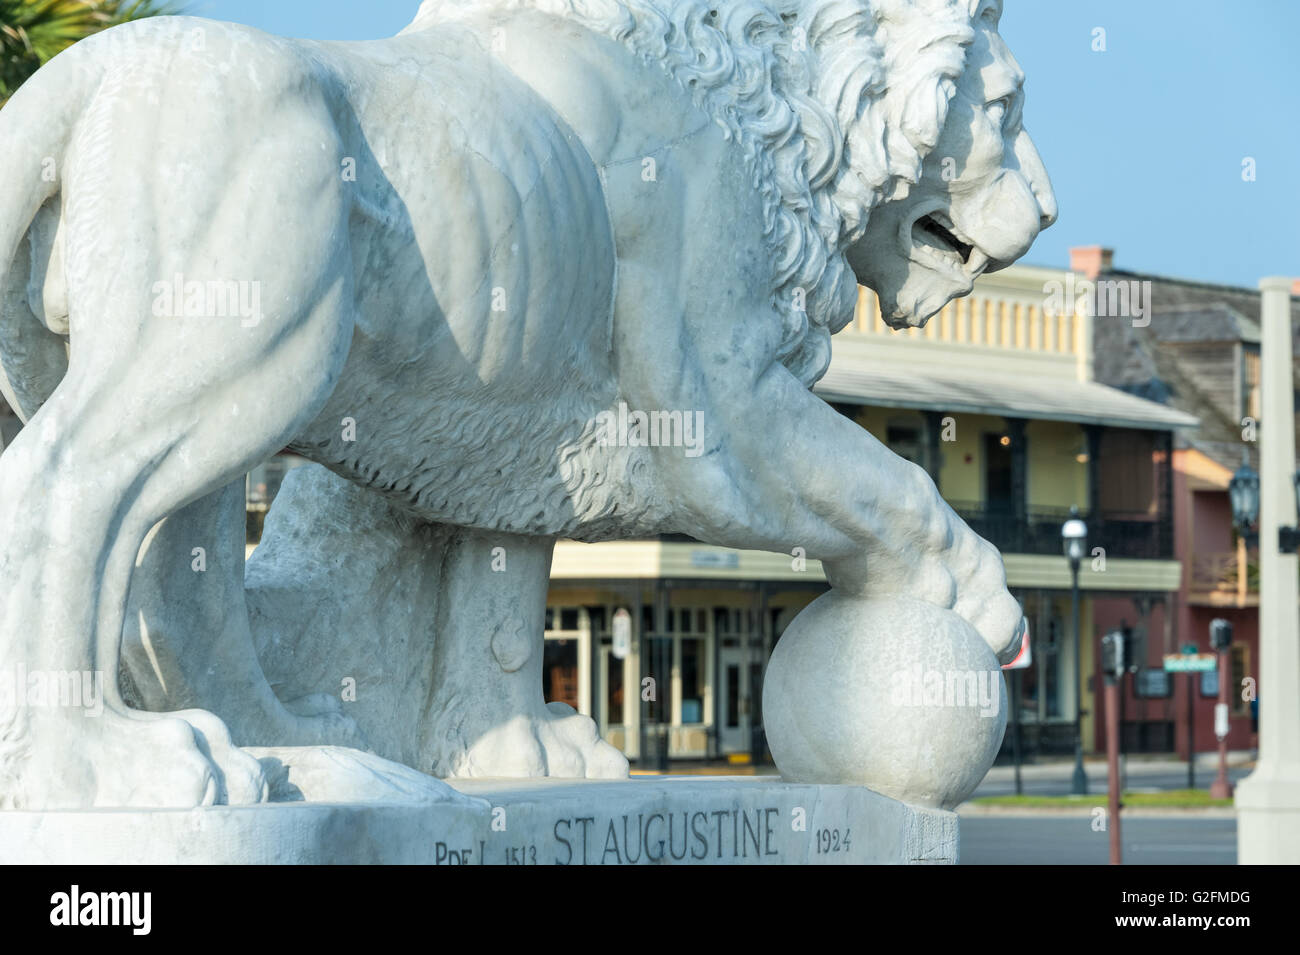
[717,645,750,753]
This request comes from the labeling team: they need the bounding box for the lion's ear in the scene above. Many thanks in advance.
[847,98,889,187]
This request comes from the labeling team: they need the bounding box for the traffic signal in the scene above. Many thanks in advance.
[1101,629,1125,680]
[1121,624,1142,674]
[1210,618,1233,652]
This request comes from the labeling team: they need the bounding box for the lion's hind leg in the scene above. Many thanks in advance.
[0,260,355,810]
[423,529,628,780]
[0,382,267,808]
[121,478,365,750]
[0,284,356,808]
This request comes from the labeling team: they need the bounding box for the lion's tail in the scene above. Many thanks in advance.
[0,44,102,424]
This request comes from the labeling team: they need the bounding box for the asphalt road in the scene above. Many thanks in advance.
[959,816,1238,864]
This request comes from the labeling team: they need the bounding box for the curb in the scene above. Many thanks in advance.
[957,805,1237,819]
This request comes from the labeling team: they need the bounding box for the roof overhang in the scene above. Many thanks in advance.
[548,541,1182,593]
[815,353,1199,432]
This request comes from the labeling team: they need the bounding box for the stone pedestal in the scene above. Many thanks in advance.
[0,776,957,865]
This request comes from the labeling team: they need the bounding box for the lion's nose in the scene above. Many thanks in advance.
[1037,188,1058,231]
[1015,128,1057,231]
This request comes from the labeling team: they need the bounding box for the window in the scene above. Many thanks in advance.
[725,664,740,728]
[607,654,624,726]
[1244,349,1261,421]
[680,638,703,724]
[984,433,1014,513]
[543,638,579,709]
[887,422,922,465]
[646,637,673,723]
[1097,430,1156,514]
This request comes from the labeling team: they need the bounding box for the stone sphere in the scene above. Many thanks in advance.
[762,593,1006,809]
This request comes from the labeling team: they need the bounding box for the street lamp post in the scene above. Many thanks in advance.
[1228,454,1260,542]
[1209,618,1234,800]
[1063,506,1089,795]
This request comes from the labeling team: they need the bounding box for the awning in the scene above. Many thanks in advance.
[814,358,1199,432]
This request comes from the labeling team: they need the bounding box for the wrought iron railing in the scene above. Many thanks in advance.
[946,502,1172,560]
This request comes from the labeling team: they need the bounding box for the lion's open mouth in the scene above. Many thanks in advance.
[909,211,989,277]
[918,214,972,263]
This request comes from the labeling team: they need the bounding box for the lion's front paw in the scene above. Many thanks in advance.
[3,707,268,809]
[950,537,1025,664]
[442,705,629,780]
[825,518,1023,664]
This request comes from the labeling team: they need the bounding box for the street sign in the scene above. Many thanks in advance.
[1163,653,1217,673]
[1215,703,1230,740]
[690,549,739,569]
[1136,668,1172,699]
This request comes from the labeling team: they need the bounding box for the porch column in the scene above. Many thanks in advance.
[923,410,945,491]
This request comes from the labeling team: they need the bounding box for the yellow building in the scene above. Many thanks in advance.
[544,263,1195,765]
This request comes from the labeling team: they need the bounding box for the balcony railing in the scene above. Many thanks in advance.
[947,502,1171,560]
[1190,551,1259,596]
[658,503,1171,561]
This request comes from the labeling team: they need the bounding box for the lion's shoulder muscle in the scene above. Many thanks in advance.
[307,27,618,388]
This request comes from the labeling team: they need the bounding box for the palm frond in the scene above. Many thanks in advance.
[1,0,184,104]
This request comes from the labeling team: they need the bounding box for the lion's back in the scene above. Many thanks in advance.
[306,28,617,398]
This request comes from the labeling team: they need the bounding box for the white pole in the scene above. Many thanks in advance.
[1236,277,1300,863]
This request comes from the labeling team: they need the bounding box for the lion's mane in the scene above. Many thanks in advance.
[408,0,978,386]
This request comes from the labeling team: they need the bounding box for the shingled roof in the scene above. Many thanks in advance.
[1090,268,1300,475]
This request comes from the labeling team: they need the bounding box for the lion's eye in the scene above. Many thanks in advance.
[987,98,1011,129]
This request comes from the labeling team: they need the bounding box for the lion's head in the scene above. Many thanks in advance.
[409,0,1055,379]
[842,0,1057,328]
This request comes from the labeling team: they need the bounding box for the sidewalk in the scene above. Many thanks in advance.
[982,750,1255,783]
[963,750,1255,816]
[630,757,771,777]
[632,750,1258,780]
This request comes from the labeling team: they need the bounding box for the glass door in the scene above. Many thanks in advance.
[717,645,749,753]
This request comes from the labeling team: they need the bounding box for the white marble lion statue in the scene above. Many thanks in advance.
[0,0,1053,808]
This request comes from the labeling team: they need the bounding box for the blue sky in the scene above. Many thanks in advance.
[191,0,1298,289]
